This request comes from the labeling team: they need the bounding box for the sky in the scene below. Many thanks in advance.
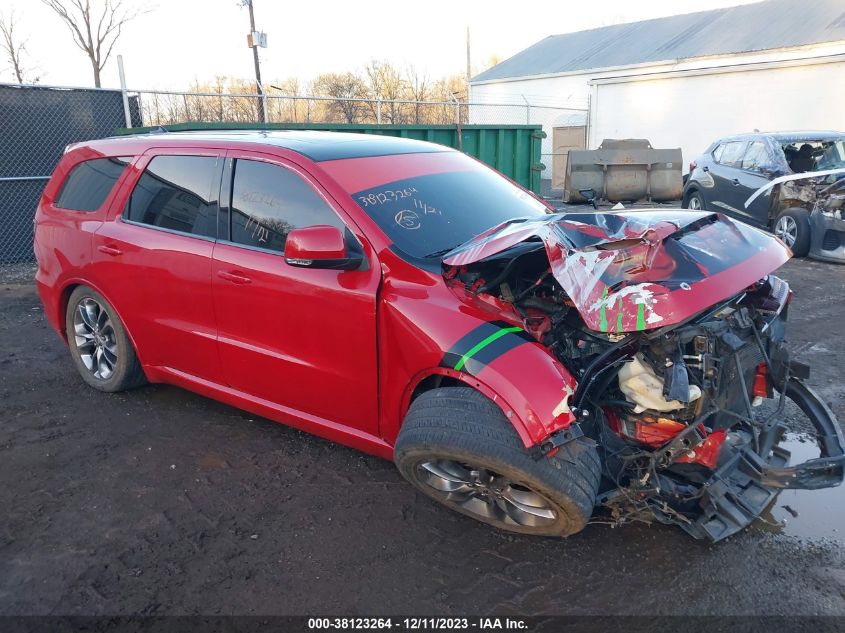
[0,0,763,91]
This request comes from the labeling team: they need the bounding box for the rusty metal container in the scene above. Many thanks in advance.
[565,139,683,203]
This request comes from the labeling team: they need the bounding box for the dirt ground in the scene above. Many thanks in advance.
[1,258,844,616]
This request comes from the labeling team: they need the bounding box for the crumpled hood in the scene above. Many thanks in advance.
[443,211,791,333]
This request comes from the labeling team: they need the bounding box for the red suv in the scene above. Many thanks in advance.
[35,131,844,541]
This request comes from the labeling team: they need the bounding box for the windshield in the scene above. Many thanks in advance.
[323,152,549,259]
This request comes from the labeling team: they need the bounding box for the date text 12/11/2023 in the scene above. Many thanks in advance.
[307,617,529,630]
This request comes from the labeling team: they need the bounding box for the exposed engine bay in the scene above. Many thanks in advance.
[443,211,845,541]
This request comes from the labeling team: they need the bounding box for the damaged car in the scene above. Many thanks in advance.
[35,131,844,543]
[682,131,845,262]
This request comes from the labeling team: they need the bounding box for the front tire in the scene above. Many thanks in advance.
[394,387,600,537]
[65,285,146,392]
[774,208,811,257]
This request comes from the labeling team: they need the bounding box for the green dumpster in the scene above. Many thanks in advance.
[114,122,547,194]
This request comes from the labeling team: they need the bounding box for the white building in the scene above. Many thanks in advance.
[469,0,845,190]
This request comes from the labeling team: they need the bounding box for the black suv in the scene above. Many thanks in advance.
[682,131,845,262]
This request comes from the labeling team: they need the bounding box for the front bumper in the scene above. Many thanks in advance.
[673,379,845,541]
[809,209,845,263]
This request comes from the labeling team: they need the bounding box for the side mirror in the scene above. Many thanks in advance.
[284,225,363,270]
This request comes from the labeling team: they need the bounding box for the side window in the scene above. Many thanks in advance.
[124,155,219,238]
[712,144,724,163]
[55,157,130,211]
[741,142,769,171]
[715,141,746,168]
[229,159,344,253]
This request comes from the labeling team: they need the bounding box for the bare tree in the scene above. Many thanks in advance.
[269,77,306,122]
[364,60,405,123]
[0,11,34,84]
[405,65,429,123]
[312,72,368,124]
[40,0,146,87]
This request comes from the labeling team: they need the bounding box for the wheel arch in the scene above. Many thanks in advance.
[403,368,531,438]
[399,366,563,449]
[682,184,701,206]
[56,282,79,344]
[59,278,147,366]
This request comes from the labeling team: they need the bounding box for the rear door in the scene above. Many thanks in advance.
[211,151,380,435]
[707,140,748,219]
[91,149,224,382]
[35,154,133,281]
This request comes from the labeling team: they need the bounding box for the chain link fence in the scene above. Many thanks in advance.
[131,90,589,193]
[1,82,586,264]
[133,90,463,127]
[0,83,141,264]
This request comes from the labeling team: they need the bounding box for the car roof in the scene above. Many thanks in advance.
[716,130,845,144]
[78,129,455,162]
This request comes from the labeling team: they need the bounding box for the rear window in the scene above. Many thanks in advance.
[715,141,746,168]
[124,155,219,238]
[55,157,130,211]
[336,154,548,259]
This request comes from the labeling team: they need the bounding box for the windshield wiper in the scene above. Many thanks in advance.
[423,245,463,258]
[423,217,544,259]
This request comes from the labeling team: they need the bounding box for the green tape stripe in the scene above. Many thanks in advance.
[636,302,646,330]
[454,326,523,371]
[599,287,609,332]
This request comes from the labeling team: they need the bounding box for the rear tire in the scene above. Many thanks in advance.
[394,386,600,537]
[684,189,705,210]
[774,208,811,257]
[65,285,146,392]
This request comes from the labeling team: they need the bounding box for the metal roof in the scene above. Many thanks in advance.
[97,130,451,161]
[473,0,845,82]
[719,130,845,142]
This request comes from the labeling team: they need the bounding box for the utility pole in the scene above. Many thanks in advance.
[243,0,266,123]
[466,26,471,95]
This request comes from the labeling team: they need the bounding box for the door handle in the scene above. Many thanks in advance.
[97,244,123,256]
[731,178,741,186]
[218,270,252,284]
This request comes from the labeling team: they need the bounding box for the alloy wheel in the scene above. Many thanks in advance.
[688,195,702,210]
[73,297,118,380]
[775,215,798,248]
[416,459,557,527]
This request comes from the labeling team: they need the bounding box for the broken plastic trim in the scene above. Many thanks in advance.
[532,423,587,460]
[743,379,845,490]
[675,378,844,541]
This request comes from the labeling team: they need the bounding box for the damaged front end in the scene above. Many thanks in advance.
[746,166,845,263]
[443,211,845,541]
[809,177,845,261]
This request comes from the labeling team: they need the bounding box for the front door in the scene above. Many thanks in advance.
[211,152,380,435]
[731,140,777,227]
[707,140,749,220]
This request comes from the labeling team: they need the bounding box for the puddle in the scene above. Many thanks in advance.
[752,433,845,540]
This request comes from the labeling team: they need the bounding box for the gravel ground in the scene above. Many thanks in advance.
[1,258,844,616]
